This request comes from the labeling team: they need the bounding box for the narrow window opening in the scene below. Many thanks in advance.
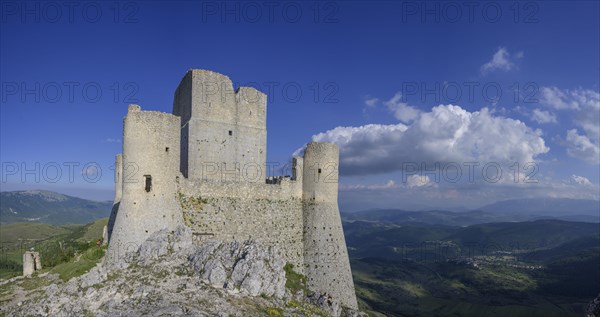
[228,130,233,136]
[144,175,152,192]
[165,147,169,152]
[318,168,322,174]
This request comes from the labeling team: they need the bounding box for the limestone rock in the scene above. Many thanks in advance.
[308,292,341,317]
[587,293,600,317]
[138,225,193,265]
[189,240,286,298]
[79,265,107,288]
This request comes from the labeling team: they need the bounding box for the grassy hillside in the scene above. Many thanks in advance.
[0,223,72,245]
[0,218,108,279]
[447,220,598,248]
[352,258,591,317]
[526,235,600,263]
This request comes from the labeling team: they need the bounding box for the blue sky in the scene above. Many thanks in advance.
[1,1,599,211]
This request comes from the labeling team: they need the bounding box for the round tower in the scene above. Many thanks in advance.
[114,154,123,202]
[302,142,339,203]
[107,105,183,266]
[302,142,358,310]
[106,154,122,244]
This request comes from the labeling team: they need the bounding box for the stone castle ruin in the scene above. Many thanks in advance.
[106,69,358,309]
[23,251,42,276]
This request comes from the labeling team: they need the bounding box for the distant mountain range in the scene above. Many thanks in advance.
[0,190,111,225]
[343,198,600,226]
[479,198,599,217]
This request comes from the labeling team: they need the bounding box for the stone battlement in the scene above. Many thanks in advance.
[179,177,302,201]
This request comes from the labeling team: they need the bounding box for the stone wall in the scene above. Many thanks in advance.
[172,71,192,177]
[177,178,304,273]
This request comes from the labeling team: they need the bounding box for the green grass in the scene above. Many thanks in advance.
[0,222,73,246]
[0,253,23,279]
[283,263,307,295]
[50,245,105,281]
[71,218,108,243]
[19,274,52,290]
[261,307,283,316]
[351,258,590,317]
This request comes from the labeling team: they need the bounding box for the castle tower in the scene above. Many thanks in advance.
[106,154,122,244]
[302,142,358,310]
[107,105,183,264]
[172,69,267,182]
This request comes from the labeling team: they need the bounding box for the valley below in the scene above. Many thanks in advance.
[343,209,600,317]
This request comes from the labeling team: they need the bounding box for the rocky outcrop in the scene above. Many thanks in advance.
[190,240,286,298]
[587,293,600,317]
[138,225,194,264]
[1,226,361,317]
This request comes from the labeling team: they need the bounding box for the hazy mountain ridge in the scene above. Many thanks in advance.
[343,198,600,226]
[480,198,600,215]
[0,190,112,225]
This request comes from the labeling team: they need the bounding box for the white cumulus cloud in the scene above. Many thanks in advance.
[364,97,379,108]
[340,180,397,190]
[531,109,557,124]
[480,47,522,75]
[540,87,600,163]
[540,86,579,110]
[565,129,600,163]
[309,104,549,176]
[406,175,432,188]
[384,92,422,123]
[570,174,593,186]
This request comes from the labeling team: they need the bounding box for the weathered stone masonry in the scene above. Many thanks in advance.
[106,69,358,309]
[22,251,42,276]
